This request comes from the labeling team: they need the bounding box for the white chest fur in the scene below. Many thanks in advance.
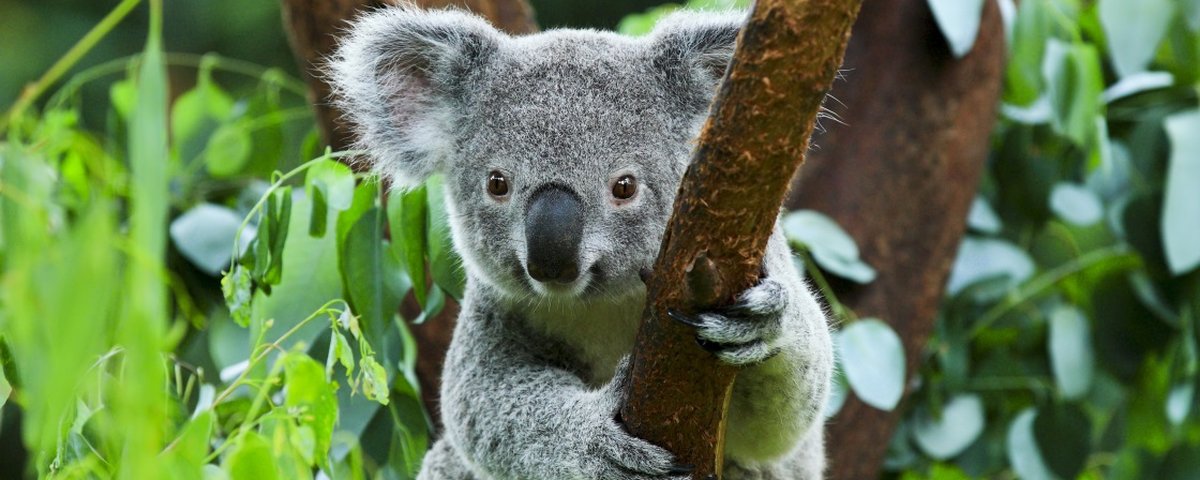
[522,292,645,386]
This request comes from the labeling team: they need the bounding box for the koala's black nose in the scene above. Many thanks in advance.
[525,185,583,284]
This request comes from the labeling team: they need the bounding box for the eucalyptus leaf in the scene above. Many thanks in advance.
[171,203,253,275]
[222,431,279,480]
[946,237,1035,295]
[305,160,355,212]
[205,124,252,178]
[1007,409,1057,480]
[388,186,429,307]
[284,353,338,468]
[1162,110,1200,274]
[1033,404,1092,480]
[912,394,985,460]
[1042,39,1104,146]
[1102,71,1174,103]
[1167,384,1194,425]
[837,319,905,411]
[0,366,11,410]
[783,210,876,283]
[967,196,1002,234]
[1049,183,1104,226]
[426,177,466,300]
[1099,0,1175,77]
[927,0,986,58]
[824,371,848,418]
[1049,306,1095,399]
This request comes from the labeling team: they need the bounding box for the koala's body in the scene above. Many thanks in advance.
[330,6,833,479]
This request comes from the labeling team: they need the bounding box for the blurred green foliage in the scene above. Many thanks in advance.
[1,0,1198,479]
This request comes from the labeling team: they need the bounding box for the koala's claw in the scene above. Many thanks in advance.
[667,463,695,475]
[667,278,791,366]
[667,308,704,328]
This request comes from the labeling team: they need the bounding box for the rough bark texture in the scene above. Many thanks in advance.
[280,0,537,152]
[785,1,1006,478]
[280,0,537,417]
[619,1,863,478]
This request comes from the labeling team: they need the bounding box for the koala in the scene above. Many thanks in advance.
[329,5,833,480]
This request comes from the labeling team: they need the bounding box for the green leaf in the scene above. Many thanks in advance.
[1162,109,1200,274]
[222,431,279,480]
[1049,306,1095,399]
[253,194,342,349]
[1099,0,1175,77]
[284,353,338,468]
[305,160,356,212]
[912,394,985,460]
[1184,0,1200,31]
[946,237,1034,295]
[1004,0,1052,105]
[164,410,214,476]
[824,370,848,419]
[1049,183,1103,226]
[1166,384,1194,425]
[327,329,355,378]
[0,364,10,410]
[783,210,876,283]
[340,206,408,360]
[1033,403,1092,480]
[361,356,390,406]
[1042,39,1105,146]
[426,177,466,299]
[1161,443,1200,479]
[172,58,234,162]
[388,185,429,306]
[1007,408,1056,480]
[837,318,905,410]
[928,0,986,58]
[171,203,250,275]
[967,196,1002,234]
[206,124,252,178]
[309,187,328,238]
[1102,71,1174,103]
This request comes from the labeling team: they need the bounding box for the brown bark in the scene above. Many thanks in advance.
[280,0,537,152]
[785,1,1006,478]
[619,1,863,478]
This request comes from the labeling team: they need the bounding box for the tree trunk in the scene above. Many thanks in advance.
[280,0,538,417]
[280,0,536,152]
[619,1,863,478]
[785,1,1006,478]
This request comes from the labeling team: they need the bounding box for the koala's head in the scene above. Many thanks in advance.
[330,6,742,303]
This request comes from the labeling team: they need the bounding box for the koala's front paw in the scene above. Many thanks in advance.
[669,277,790,366]
[584,358,691,480]
[583,417,692,480]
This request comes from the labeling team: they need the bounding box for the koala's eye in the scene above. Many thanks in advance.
[612,175,637,200]
[487,171,509,197]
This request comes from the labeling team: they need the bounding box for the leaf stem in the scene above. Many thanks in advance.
[0,0,141,134]
[798,249,857,322]
[968,246,1139,339]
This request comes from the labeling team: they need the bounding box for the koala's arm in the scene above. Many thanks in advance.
[722,226,834,465]
[437,303,684,480]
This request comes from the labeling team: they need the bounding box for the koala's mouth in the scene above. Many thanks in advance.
[523,262,598,298]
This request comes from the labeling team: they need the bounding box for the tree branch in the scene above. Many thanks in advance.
[619,1,863,478]
[786,1,1005,477]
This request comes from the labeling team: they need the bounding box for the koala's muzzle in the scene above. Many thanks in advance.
[524,185,584,284]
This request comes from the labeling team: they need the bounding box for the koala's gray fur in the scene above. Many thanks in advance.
[329,5,833,479]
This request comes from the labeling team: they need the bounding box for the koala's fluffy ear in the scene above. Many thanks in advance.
[329,6,502,189]
[647,10,745,111]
